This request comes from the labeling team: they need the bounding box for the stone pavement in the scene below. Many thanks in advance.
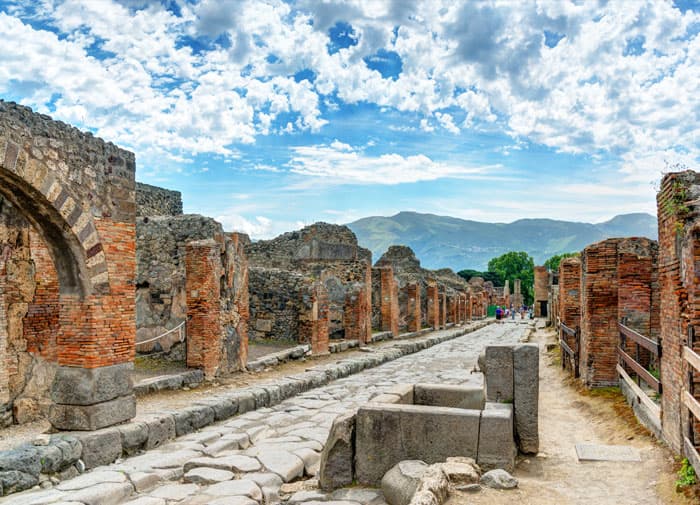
[6,321,532,505]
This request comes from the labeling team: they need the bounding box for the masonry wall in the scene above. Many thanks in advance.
[247,223,372,344]
[249,268,306,342]
[404,282,421,332]
[136,182,183,217]
[135,215,223,352]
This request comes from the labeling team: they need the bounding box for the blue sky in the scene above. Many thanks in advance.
[0,0,698,238]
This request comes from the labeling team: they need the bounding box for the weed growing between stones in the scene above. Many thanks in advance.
[675,457,696,490]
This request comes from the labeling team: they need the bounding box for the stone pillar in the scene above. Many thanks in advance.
[513,279,522,309]
[405,282,421,332]
[427,282,439,330]
[185,239,223,379]
[534,266,548,317]
[300,280,330,355]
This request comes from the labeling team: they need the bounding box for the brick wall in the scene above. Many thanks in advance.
[657,171,700,453]
[298,280,330,355]
[379,267,399,336]
[579,237,659,388]
[558,257,581,330]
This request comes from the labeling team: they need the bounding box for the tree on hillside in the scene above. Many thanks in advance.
[544,252,580,272]
[488,251,535,305]
[457,269,503,286]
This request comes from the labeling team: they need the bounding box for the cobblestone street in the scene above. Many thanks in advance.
[6,322,531,505]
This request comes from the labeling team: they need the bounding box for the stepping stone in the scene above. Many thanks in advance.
[57,471,128,490]
[256,449,305,482]
[575,443,642,462]
[289,489,329,503]
[208,497,259,505]
[184,455,262,473]
[184,467,235,484]
[148,483,199,500]
[206,479,263,500]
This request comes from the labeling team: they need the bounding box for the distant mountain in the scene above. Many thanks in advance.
[347,212,657,271]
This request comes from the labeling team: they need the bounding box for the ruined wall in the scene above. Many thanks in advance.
[247,223,372,343]
[534,266,548,316]
[136,182,182,217]
[135,215,224,352]
[249,268,306,342]
[579,238,659,388]
[1,101,137,430]
[371,267,398,336]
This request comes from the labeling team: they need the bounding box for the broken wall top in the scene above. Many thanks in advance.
[136,182,183,217]
[246,222,371,269]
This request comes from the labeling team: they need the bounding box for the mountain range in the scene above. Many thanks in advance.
[347,211,657,271]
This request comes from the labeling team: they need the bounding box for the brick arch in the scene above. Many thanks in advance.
[0,141,110,297]
[0,101,137,431]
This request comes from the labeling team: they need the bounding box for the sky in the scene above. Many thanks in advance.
[0,0,698,239]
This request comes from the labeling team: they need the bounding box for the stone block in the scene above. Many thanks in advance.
[484,346,513,402]
[387,383,414,404]
[319,411,356,491]
[355,404,481,486]
[51,363,134,405]
[513,344,539,454]
[74,429,123,469]
[144,415,176,450]
[477,403,516,473]
[0,470,39,494]
[232,392,255,414]
[174,406,216,436]
[381,460,428,505]
[414,383,484,410]
[118,422,148,455]
[49,394,136,431]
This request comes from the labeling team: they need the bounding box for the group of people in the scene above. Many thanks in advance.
[495,304,533,321]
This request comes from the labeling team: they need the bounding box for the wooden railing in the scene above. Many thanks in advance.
[683,326,700,476]
[559,321,579,378]
[617,322,661,394]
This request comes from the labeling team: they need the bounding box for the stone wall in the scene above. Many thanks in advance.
[135,215,224,351]
[0,101,137,430]
[136,182,182,217]
[247,223,372,344]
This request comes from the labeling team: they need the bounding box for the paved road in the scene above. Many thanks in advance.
[8,321,532,505]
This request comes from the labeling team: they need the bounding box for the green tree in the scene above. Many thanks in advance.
[487,251,535,305]
[543,252,580,272]
[457,269,503,286]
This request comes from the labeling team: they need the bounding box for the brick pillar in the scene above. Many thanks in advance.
[558,257,581,329]
[185,239,222,379]
[657,171,700,453]
[405,282,421,332]
[534,266,548,316]
[513,279,522,309]
[300,280,330,355]
[438,290,447,328]
[344,280,372,344]
[427,282,439,329]
[580,239,620,387]
[379,267,399,337]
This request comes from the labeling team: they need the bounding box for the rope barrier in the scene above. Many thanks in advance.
[135,321,186,347]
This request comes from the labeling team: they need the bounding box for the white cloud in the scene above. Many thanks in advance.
[0,0,698,180]
[287,141,501,185]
